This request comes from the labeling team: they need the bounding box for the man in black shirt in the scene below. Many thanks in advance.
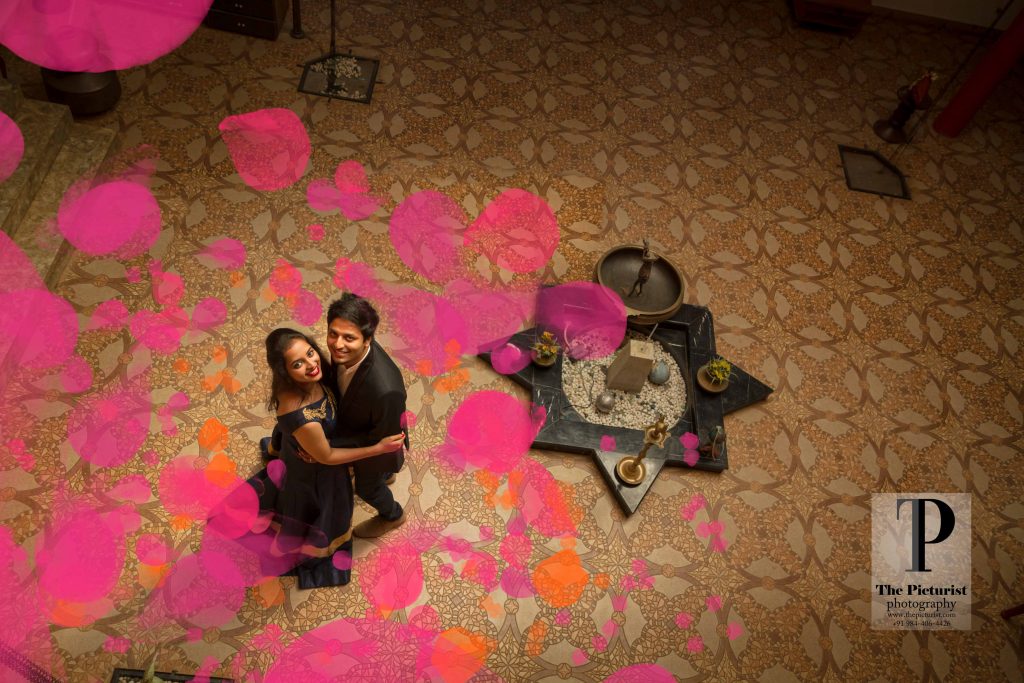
[324,293,408,537]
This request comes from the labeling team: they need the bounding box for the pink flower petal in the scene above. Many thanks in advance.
[338,192,381,221]
[200,238,247,269]
[192,297,227,332]
[58,180,161,258]
[0,1,210,72]
[709,535,729,553]
[60,355,94,393]
[0,113,24,183]
[334,160,371,194]
[464,188,558,274]
[307,178,343,212]
[389,190,467,283]
[601,619,618,638]
[269,260,302,297]
[89,299,129,330]
[109,475,152,503]
[683,448,700,467]
[332,550,353,570]
[290,289,322,326]
[220,108,310,191]
[267,459,286,489]
[150,261,184,306]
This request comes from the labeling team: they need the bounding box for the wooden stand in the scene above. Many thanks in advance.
[204,0,289,40]
[792,0,871,35]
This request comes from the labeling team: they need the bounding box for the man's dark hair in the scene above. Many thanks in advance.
[327,293,380,340]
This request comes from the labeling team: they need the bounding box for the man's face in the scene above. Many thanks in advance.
[327,317,371,369]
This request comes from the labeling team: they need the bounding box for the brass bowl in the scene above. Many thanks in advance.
[595,245,685,324]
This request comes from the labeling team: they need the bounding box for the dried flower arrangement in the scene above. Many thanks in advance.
[705,356,733,384]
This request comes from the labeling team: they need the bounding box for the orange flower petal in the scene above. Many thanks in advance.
[531,550,589,609]
[256,578,285,607]
[198,417,229,451]
[138,562,171,590]
[171,514,194,530]
[201,373,221,392]
[205,452,238,488]
[443,338,462,356]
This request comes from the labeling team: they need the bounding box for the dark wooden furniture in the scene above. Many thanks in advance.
[792,0,871,35]
[203,0,289,40]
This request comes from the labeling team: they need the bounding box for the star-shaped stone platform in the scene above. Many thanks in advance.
[480,304,773,515]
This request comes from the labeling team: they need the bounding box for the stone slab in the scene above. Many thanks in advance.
[593,451,667,515]
[0,78,21,117]
[0,98,72,238]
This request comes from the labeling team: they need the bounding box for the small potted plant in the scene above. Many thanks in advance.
[697,355,732,393]
[531,331,561,367]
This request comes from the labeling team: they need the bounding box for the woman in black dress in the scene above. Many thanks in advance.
[251,328,404,588]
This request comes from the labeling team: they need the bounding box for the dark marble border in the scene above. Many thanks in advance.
[479,303,773,514]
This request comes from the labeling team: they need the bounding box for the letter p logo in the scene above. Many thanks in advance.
[896,498,956,572]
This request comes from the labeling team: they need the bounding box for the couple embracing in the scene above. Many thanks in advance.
[251,293,408,589]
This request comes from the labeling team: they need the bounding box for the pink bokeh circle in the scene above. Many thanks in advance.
[537,282,626,359]
[57,180,161,257]
[390,190,467,284]
[36,505,126,605]
[219,108,311,191]
[464,189,559,273]
[444,391,537,474]
[0,0,213,72]
[0,113,25,183]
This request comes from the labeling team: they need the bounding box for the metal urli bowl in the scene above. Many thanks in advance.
[595,245,685,324]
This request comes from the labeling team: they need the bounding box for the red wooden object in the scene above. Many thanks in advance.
[933,8,1024,137]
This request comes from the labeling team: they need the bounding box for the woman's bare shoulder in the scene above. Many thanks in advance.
[275,390,305,415]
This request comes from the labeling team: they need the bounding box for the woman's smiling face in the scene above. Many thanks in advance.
[283,339,322,384]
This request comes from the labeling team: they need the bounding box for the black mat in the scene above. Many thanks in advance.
[298,52,380,104]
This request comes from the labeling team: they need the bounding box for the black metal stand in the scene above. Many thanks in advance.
[290,0,304,38]
[874,87,932,144]
[296,0,380,104]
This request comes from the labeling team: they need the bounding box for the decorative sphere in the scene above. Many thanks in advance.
[648,360,670,385]
[595,391,616,413]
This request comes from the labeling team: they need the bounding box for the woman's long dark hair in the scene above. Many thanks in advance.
[265,328,332,412]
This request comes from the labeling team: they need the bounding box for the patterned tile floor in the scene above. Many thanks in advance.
[1,0,1023,681]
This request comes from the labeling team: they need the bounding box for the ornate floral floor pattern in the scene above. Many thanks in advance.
[0,0,1022,681]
